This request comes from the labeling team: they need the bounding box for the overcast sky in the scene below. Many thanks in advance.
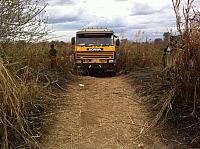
[44,0,181,41]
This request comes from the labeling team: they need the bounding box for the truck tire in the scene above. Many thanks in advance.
[110,71,116,77]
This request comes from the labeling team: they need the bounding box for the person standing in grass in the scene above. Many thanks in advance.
[162,46,168,68]
[49,44,57,68]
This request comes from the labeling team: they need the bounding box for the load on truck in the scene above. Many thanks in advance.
[71,28,120,75]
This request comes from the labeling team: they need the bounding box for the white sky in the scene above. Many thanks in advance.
[44,0,182,41]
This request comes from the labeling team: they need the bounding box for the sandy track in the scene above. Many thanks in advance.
[40,75,167,149]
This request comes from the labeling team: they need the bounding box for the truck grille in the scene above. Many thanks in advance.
[76,51,114,59]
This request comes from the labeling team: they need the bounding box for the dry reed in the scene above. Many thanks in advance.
[0,41,73,148]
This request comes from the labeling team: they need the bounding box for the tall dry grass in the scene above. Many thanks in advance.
[154,0,200,121]
[0,60,40,148]
[1,41,73,73]
[0,41,73,148]
[120,1,200,146]
[135,0,200,146]
[118,40,163,72]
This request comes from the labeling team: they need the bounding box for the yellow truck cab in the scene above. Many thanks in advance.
[71,28,119,75]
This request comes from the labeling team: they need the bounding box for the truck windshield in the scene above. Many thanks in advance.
[77,37,113,46]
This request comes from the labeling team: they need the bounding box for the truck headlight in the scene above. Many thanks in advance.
[108,60,115,63]
[76,60,82,63]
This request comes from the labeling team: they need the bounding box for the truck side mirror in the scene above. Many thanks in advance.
[71,37,75,45]
[116,39,120,46]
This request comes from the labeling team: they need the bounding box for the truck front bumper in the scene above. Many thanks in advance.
[75,63,116,72]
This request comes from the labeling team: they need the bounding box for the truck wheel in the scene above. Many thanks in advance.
[76,69,82,76]
[82,69,89,76]
[110,71,116,77]
[76,68,89,76]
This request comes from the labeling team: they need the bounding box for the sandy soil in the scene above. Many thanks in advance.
[40,75,168,149]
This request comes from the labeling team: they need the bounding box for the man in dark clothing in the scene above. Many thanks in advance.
[49,44,57,68]
[162,46,168,68]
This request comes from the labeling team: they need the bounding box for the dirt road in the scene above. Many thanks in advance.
[40,75,167,149]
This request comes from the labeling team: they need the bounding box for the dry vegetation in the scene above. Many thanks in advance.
[118,40,163,71]
[119,0,200,147]
[0,1,74,148]
[0,0,199,148]
[0,41,73,148]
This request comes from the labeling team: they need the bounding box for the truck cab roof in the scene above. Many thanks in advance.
[77,28,114,34]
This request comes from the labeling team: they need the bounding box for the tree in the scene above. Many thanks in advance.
[163,32,170,43]
[0,0,48,42]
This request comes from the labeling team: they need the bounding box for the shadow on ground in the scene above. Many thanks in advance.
[87,69,116,78]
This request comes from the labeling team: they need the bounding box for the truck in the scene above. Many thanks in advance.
[71,28,120,76]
